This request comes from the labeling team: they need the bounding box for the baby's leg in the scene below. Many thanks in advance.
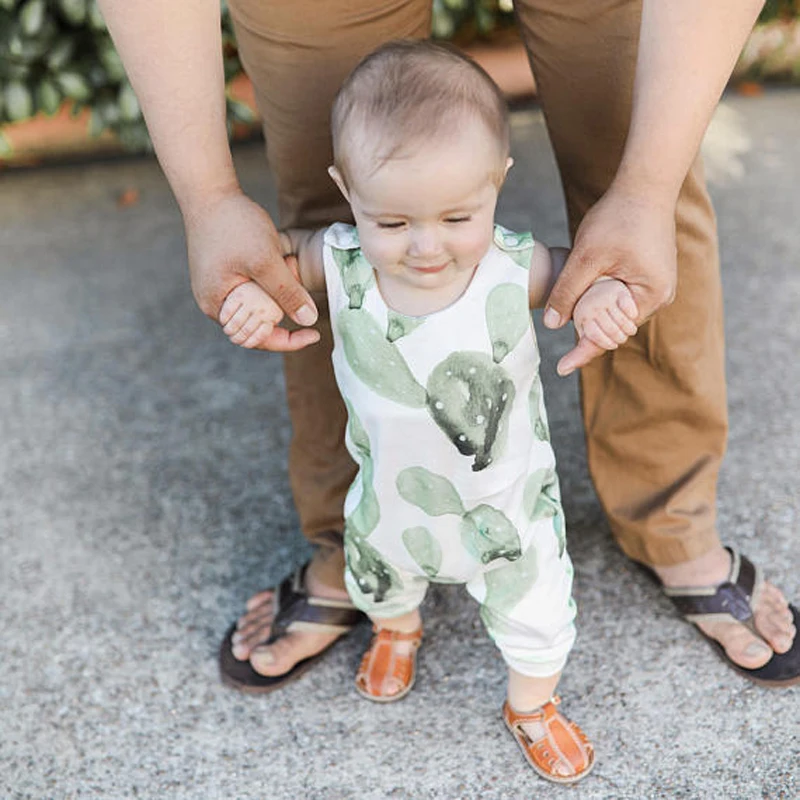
[507,666,561,712]
[504,668,594,784]
[469,529,593,782]
[344,549,427,702]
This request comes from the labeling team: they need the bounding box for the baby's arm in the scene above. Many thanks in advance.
[529,242,638,375]
[218,229,325,351]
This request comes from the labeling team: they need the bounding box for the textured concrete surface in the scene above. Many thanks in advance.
[1,90,798,800]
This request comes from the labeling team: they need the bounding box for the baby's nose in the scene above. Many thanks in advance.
[409,227,441,257]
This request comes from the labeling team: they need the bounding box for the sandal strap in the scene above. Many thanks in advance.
[356,626,423,697]
[663,547,763,624]
[504,697,593,780]
[370,625,424,645]
[270,564,363,640]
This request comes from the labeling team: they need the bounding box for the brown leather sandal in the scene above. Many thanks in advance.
[355,625,423,703]
[503,696,595,784]
[662,547,800,688]
[219,563,364,694]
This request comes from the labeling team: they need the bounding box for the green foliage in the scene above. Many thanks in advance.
[759,1,800,23]
[432,0,514,42]
[1,0,797,152]
[0,0,245,151]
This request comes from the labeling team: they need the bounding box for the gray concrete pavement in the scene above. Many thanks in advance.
[1,90,799,800]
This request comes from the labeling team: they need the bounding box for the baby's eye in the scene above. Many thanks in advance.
[445,216,471,224]
[377,221,405,229]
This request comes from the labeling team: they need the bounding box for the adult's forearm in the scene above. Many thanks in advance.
[615,0,763,205]
[98,0,238,216]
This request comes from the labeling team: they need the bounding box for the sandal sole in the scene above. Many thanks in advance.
[354,672,416,703]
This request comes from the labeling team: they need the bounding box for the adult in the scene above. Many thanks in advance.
[99,0,798,689]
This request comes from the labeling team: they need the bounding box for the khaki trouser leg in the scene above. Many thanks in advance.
[227,0,432,589]
[515,0,728,565]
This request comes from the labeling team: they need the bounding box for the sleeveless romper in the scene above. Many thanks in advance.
[323,222,577,677]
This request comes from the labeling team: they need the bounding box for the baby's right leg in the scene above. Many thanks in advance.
[355,609,423,702]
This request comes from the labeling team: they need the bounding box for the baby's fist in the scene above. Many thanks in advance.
[572,278,638,352]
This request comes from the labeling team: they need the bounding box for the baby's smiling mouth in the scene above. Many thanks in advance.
[408,262,448,274]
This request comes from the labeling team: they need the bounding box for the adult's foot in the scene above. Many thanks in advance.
[653,545,796,671]
[230,561,353,678]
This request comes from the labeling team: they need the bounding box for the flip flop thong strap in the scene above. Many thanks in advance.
[663,548,762,624]
[271,565,362,639]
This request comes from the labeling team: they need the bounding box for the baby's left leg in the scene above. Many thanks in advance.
[470,537,594,783]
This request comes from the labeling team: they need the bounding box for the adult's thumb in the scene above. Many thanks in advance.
[254,254,318,327]
[543,251,597,329]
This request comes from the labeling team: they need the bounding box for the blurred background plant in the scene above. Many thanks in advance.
[736,0,800,82]
[0,0,797,155]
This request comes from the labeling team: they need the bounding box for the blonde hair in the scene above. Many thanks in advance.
[331,40,510,185]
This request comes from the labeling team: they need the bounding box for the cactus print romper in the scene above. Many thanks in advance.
[324,222,577,677]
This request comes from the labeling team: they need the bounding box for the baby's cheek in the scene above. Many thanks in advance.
[459,228,494,264]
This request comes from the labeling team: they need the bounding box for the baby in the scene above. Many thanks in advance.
[219,41,637,784]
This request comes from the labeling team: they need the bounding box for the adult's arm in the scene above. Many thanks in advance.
[98,0,318,348]
[547,0,764,376]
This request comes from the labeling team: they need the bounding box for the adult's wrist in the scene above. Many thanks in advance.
[608,163,681,213]
[178,175,243,226]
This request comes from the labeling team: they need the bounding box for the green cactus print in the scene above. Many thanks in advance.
[402,526,442,577]
[396,466,465,517]
[344,397,370,460]
[481,541,539,618]
[486,283,530,363]
[331,247,374,309]
[338,308,427,408]
[461,504,522,565]
[386,311,425,343]
[493,227,535,270]
[426,352,515,472]
[528,375,550,442]
[343,397,380,537]
[345,526,403,604]
[523,466,555,520]
[528,474,566,557]
[397,466,522,567]
[349,452,380,538]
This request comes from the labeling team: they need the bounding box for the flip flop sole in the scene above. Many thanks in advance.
[699,604,800,688]
[218,623,346,695]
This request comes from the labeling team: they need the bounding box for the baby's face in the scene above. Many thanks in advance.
[337,122,507,302]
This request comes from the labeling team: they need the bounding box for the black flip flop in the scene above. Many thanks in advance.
[663,548,800,687]
[219,563,365,694]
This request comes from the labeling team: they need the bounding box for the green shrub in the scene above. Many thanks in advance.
[0,0,796,153]
[0,0,250,150]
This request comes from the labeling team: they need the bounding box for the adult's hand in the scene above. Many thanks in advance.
[184,189,320,351]
[544,186,677,376]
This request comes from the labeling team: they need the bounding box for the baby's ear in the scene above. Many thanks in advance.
[504,157,514,177]
[328,165,350,201]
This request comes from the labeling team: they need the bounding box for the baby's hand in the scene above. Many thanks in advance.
[573,278,638,351]
[556,279,638,376]
[218,279,320,351]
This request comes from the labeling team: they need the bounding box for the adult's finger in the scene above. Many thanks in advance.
[556,336,606,377]
[251,253,318,328]
[544,248,603,330]
[246,325,321,353]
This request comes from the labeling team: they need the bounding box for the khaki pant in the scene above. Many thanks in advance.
[228,0,727,590]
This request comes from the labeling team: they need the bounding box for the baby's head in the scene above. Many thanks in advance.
[328,41,512,297]
[330,39,510,189]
